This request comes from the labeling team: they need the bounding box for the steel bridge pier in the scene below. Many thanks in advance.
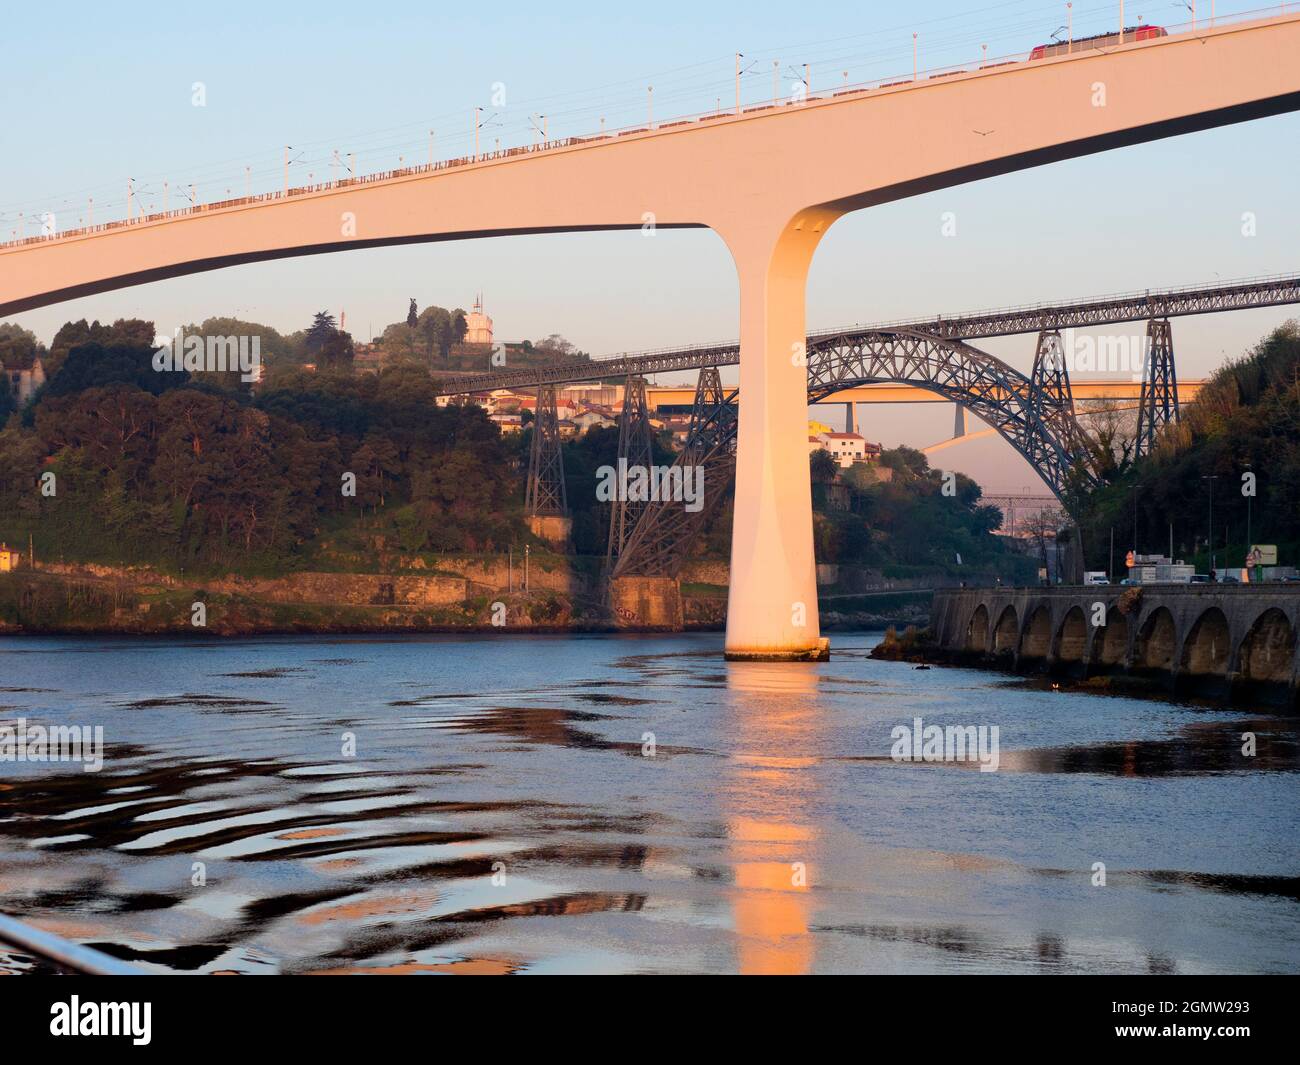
[525,384,571,545]
[1136,318,1181,460]
[605,375,655,571]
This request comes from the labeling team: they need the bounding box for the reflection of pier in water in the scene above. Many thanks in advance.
[723,663,823,974]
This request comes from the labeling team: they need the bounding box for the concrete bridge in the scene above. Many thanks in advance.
[6,9,1300,660]
[930,585,1300,710]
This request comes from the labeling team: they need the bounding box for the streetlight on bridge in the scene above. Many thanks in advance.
[1202,474,1218,578]
[1131,482,1143,558]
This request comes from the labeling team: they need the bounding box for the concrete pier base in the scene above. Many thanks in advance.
[725,637,830,662]
[527,514,572,548]
[609,576,683,630]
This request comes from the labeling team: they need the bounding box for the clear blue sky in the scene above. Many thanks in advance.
[3,0,1297,490]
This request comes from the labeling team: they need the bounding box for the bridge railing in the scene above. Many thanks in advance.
[5,5,1295,252]
[841,270,1300,339]
[947,582,1300,596]
[434,265,1295,394]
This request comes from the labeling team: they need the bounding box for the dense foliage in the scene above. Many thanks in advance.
[0,325,521,573]
[1078,322,1300,572]
[700,445,1033,581]
[2,311,1044,583]
[813,446,1030,578]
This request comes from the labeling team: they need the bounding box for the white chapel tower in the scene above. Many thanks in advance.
[465,294,494,345]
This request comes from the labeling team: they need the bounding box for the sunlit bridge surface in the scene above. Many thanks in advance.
[0,633,1296,974]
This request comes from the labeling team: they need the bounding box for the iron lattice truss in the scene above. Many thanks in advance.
[613,329,1098,578]
[805,329,1095,501]
[436,273,1300,394]
[611,332,1097,582]
[438,342,739,395]
[1135,318,1180,460]
[888,275,1300,341]
[611,368,737,580]
[525,384,567,516]
[1027,330,1083,458]
[605,376,655,566]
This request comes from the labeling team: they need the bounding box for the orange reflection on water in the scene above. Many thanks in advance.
[723,662,825,975]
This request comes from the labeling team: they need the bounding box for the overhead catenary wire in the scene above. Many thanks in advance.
[0,0,1269,234]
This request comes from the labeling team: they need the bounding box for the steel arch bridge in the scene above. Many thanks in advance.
[611,329,1093,579]
[804,328,1091,500]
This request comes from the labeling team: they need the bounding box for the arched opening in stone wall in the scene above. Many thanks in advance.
[1136,607,1177,672]
[1055,607,1089,663]
[1176,607,1232,699]
[1181,608,1232,676]
[966,604,990,654]
[1235,608,1296,705]
[1092,609,1130,670]
[1019,605,1052,663]
[992,606,1019,657]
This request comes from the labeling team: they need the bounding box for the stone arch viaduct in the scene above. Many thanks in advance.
[931,586,1300,709]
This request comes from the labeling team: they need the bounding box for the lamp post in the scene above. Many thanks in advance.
[1244,462,1253,571]
[1131,482,1142,557]
[1202,474,1218,577]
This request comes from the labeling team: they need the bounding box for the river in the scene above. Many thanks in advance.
[0,631,1296,974]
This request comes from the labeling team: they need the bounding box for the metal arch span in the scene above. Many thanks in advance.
[613,333,1092,579]
[805,329,1092,501]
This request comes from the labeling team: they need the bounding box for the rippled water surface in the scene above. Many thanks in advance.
[1,632,1297,974]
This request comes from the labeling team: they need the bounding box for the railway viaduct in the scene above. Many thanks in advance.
[930,586,1300,710]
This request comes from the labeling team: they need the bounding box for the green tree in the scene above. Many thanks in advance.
[304,311,338,360]
[318,330,355,372]
[810,449,837,484]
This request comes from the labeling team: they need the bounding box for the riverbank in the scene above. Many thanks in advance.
[0,568,932,637]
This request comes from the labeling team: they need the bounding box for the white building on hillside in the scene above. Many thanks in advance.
[816,432,868,468]
[465,295,493,345]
